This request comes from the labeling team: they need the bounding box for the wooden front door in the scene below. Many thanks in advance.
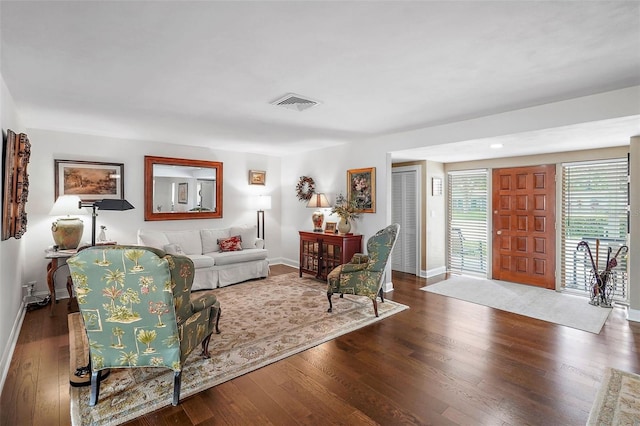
[492,165,556,289]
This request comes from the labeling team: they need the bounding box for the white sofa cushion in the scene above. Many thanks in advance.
[187,254,215,269]
[201,228,230,253]
[137,229,170,250]
[163,243,185,255]
[207,248,268,266]
[230,224,258,249]
[164,230,202,255]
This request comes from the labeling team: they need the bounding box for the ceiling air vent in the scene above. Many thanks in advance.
[271,93,320,112]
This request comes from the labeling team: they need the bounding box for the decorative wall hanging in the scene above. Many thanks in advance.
[347,167,376,213]
[296,176,315,202]
[54,159,124,201]
[249,170,266,185]
[2,129,31,240]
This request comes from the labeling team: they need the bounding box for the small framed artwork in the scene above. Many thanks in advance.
[432,177,443,196]
[178,182,188,204]
[324,222,337,234]
[347,167,376,213]
[54,159,124,201]
[249,170,266,185]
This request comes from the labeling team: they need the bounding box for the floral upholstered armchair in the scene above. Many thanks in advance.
[327,223,400,317]
[67,245,221,406]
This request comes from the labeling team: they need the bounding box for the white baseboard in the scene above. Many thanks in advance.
[627,308,640,323]
[424,266,447,278]
[0,301,27,393]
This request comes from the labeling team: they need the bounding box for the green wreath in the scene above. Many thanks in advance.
[296,176,315,202]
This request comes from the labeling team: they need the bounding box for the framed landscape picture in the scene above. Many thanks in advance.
[54,159,124,201]
[249,170,266,185]
[347,167,376,213]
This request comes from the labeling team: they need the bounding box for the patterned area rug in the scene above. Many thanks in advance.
[69,272,408,425]
[587,367,640,425]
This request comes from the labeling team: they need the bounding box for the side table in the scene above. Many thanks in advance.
[45,249,77,315]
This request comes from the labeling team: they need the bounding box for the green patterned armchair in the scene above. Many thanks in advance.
[327,223,400,317]
[67,245,221,407]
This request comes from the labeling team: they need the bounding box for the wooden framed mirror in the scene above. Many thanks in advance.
[144,156,223,221]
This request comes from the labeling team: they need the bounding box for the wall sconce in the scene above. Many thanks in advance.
[306,193,331,232]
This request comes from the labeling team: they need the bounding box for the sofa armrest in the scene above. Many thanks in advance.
[191,293,218,313]
[256,238,265,249]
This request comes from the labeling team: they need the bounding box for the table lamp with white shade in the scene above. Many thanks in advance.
[49,195,88,249]
[307,192,331,232]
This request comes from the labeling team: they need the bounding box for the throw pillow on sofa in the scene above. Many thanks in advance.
[201,228,231,253]
[218,235,243,252]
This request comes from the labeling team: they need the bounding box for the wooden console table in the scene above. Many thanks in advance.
[299,231,362,280]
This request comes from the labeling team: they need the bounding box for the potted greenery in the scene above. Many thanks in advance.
[331,194,360,234]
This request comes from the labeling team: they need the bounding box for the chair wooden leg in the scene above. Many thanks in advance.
[215,307,221,334]
[201,333,212,358]
[378,287,385,303]
[89,371,100,406]
[372,299,379,317]
[172,371,182,406]
[327,292,333,313]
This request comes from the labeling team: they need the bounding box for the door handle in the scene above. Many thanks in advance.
[497,230,502,235]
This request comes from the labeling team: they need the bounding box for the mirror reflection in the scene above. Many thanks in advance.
[144,156,223,221]
[153,164,217,213]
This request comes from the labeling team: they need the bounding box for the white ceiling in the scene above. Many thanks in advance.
[1,1,639,160]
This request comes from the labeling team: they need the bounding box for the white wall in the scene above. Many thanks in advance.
[0,76,27,389]
[279,141,392,268]
[23,129,282,299]
[426,160,446,273]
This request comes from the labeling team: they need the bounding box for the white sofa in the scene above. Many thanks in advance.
[137,224,269,290]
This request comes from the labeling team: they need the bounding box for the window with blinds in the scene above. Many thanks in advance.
[447,170,488,274]
[561,158,629,302]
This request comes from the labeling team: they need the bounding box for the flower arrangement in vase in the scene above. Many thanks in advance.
[331,193,360,234]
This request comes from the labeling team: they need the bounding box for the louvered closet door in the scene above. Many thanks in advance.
[392,170,417,274]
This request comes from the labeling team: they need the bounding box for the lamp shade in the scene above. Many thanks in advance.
[49,195,88,217]
[256,195,272,211]
[306,193,330,208]
[94,199,135,211]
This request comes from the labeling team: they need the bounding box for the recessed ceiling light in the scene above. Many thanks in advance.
[490,143,503,149]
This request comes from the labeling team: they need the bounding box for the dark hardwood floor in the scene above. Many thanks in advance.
[2,264,639,425]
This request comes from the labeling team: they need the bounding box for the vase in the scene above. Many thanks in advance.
[337,217,351,234]
[51,217,84,249]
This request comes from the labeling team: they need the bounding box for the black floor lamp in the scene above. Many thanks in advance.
[256,195,271,240]
[79,199,135,246]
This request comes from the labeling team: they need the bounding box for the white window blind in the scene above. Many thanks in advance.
[447,170,488,274]
[561,158,629,301]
